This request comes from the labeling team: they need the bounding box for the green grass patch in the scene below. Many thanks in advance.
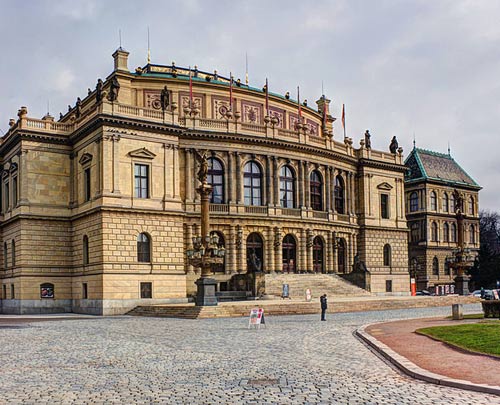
[417,323,500,357]
[445,313,484,320]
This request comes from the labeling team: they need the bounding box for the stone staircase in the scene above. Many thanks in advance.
[264,273,372,299]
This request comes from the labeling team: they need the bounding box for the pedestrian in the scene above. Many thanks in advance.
[320,294,327,321]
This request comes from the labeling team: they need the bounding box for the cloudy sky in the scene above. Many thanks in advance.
[1,0,498,210]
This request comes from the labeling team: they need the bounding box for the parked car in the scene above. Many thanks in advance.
[470,290,482,297]
[416,290,431,296]
[471,289,495,299]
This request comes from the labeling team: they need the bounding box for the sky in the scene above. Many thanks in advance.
[0,0,499,211]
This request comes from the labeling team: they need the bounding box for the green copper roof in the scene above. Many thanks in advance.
[404,147,480,188]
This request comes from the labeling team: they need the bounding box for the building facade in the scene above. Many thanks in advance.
[0,49,409,315]
[405,148,481,292]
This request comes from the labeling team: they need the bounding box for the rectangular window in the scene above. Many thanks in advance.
[2,284,6,299]
[84,168,91,202]
[82,283,88,299]
[140,282,152,299]
[134,164,149,198]
[10,284,14,299]
[381,194,389,219]
[385,280,392,293]
[4,181,9,210]
[12,177,17,207]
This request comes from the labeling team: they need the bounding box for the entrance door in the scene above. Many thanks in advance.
[246,233,264,272]
[313,236,324,273]
[337,238,346,273]
[282,234,296,273]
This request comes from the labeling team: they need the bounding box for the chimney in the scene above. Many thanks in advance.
[112,48,129,72]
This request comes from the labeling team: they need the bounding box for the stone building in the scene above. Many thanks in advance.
[405,148,481,292]
[0,49,409,315]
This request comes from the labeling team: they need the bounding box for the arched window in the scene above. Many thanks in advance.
[337,238,346,273]
[432,257,439,275]
[442,193,449,212]
[282,234,296,273]
[430,191,437,211]
[334,176,345,214]
[243,161,262,206]
[410,222,420,243]
[468,196,474,216]
[443,223,450,242]
[450,193,455,213]
[279,165,295,208]
[383,244,391,266]
[444,260,451,275]
[310,171,323,211]
[247,233,264,273]
[469,225,475,244]
[451,223,457,242]
[409,192,419,212]
[83,235,89,265]
[431,222,438,242]
[313,236,324,273]
[208,157,224,204]
[40,283,54,299]
[212,231,226,273]
[11,240,15,267]
[137,233,151,263]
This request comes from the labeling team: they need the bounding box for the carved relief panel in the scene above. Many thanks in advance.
[241,100,262,124]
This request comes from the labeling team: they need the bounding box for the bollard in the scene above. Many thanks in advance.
[452,303,463,320]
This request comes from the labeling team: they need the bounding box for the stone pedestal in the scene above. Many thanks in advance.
[454,275,470,296]
[452,303,463,320]
[195,277,218,306]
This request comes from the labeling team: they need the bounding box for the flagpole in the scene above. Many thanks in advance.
[297,86,301,119]
[342,103,346,139]
[189,66,193,109]
[229,72,233,111]
[265,78,269,117]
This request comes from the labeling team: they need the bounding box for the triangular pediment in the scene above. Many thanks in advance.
[128,148,156,159]
[377,182,393,190]
[79,153,93,166]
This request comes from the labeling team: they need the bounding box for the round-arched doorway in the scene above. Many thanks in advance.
[337,238,347,273]
[282,234,296,273]
[246,232,264,272]
[313,236,324,273]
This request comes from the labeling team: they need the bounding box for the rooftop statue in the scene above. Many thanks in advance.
[364,130,371,149]
[108,77,120,102]
[95,79,104,104]
[389,136,398,154]
[160,86,170,111]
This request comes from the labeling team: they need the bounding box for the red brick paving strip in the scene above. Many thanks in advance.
[366,317,500,386]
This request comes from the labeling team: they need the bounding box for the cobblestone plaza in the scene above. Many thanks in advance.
[1,305,498,404]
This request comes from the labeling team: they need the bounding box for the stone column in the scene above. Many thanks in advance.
[227,225,236,274]
[332,231,338,273]
[95,139,102,197]
[163,144,171,201]
[273,157,279,206]
[325,166,331,212]
[298,160,304,208]
[307,229,314,273]
[185,223,194,274]
[331,168,336,213]
[112,134,121,194]
[236,225,243,273]
[69,152,76,207]
[228,152,234,204]
[299,228,306,272]
[18,150,29,205]
[304,161,311,209]
[235,152,242,204]
[266,156,272,207]
[274,226,282,272]
[267,227,275,273]
[173,145,180,199]
[185,149,193,203]
[327,232,333,273]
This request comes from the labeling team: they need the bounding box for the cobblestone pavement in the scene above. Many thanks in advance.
[1,304,498,404]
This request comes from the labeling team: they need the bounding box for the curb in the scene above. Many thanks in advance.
[355,322,500,397]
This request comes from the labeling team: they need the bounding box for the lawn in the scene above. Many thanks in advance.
[416,322,500,357]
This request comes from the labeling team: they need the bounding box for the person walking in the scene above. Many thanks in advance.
[320,294,328,321]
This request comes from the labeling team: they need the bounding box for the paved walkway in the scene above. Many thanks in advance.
[1,304,498,404]
[360,316,500,393]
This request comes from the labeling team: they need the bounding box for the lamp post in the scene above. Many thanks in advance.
[186,150,225,306]
[449,190,474,295]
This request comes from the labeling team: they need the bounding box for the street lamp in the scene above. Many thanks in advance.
[187,150,225,306]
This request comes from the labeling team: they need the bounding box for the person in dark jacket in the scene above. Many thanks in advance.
[320,294,328,321]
